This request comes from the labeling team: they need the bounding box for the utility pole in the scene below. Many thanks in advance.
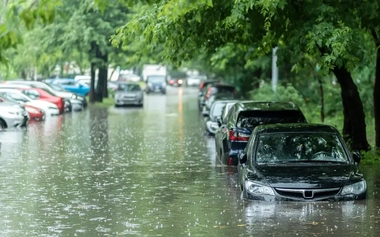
[272,47,278,92]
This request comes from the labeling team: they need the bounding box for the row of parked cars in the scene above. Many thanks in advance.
[198,80,367,202]
[0,80,88,131]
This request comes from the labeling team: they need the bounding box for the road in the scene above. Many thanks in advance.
[0,86,379,237]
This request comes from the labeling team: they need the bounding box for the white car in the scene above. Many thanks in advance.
[186,76,203,86]
[0,89,60,115]
[0,102,29,130]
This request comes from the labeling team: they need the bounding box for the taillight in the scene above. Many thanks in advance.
[229,130,250,141]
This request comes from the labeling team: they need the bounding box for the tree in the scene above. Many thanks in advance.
[0,0,58,64]
[35,0,130,102]
[112,0,370,150]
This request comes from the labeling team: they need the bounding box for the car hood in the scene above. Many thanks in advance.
[254,165,355,189]
[30,100,58,109]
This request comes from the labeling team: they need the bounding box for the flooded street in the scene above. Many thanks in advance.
[1,86,380,237]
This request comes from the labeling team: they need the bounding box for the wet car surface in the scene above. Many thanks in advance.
[0,86,379,236]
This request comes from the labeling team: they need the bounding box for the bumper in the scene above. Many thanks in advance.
[115,99,143,106]
[245,191,367,202]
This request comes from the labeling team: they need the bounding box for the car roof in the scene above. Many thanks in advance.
[254,123,339,135]
[233,101,301,111]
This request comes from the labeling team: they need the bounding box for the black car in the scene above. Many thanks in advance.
[216,101,307,166]
[237,123,367,201]
[145,75,167,94]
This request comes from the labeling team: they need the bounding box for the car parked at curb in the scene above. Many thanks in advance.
[0,89,60,116]
[0,101,29,130]
[3,80,86,110]
[18,88,65,114]
[237,123,367,202]
[49,78,90,97]
[0,95,45,121]
[216,101,308,166]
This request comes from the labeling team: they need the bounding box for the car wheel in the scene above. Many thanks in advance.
[0,119,6,131]
[115,104,120,108]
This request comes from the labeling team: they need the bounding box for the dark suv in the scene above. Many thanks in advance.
[215,101,308,166]
[145,75,167,94]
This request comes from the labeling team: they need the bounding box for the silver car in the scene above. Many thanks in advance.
[114,83,144,107]
[0,101,29,131]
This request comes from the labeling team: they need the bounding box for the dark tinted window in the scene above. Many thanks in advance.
[255,132,348,164]
[237,110,307,128]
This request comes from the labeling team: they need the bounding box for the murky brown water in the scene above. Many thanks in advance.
[0,86,379,236]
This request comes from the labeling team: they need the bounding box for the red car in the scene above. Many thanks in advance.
[17,88,65,114]
[25,105,45,121]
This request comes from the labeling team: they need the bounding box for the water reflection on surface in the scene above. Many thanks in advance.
[0,86,379,236]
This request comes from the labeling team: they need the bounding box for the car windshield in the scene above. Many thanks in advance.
[237,110,306,128]
[147,76,166,83]
[210,103,226,117]
[0,93,20,104]
[255,132,349,164]
[117,84,141,92]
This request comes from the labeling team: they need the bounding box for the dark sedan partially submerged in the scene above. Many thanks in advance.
[114,83,144,107]
[238,123,367,202]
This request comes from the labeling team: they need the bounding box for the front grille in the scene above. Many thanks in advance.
[275,187,341,200]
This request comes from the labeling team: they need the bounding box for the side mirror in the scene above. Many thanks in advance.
[202,111,209,117]
[198,92,203,97]
[352,150,361,165]
[238,150,248,164]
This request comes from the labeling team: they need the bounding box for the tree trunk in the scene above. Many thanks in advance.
[373,35,380,150]
[317,76,325,123]
[96,52,108,101]
[89,62,96,103]
[332,66,370,151]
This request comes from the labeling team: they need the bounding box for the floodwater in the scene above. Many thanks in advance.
[0,86,379,237]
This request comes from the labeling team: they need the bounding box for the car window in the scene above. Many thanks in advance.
[236,110,306,128]
[255,132,349,164]
[22,90,40,99]
[6,92,30,102]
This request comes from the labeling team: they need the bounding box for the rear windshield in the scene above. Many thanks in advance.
[236,110,307,128]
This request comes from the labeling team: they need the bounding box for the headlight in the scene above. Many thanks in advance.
[147,82,152,87]
[341,180,367,195]
[245,181,275,196]
[162,82,166,86]
[71,94,77,99]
